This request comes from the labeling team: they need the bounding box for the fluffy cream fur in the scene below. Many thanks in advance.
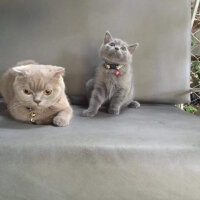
[0,61,72,126]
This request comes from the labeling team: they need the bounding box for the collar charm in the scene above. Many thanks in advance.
[27,107,36,123]
[30,111,36,122]
[104,63,123,76]
[115,70,120,76]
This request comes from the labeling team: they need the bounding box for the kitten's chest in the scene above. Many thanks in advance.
[105,70,118,84]
[104,70,122,97]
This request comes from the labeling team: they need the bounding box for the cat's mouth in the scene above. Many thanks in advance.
[109,51,120,56]
[27,102,44,109]
[107,52,122,60]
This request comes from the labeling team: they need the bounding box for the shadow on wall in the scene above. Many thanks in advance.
[55,41,101,96]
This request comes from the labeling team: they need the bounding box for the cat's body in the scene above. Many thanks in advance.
[83,31,140,117]
[0,61,72,126]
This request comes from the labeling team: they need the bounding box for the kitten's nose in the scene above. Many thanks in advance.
[34,100,41,104]
[115,47,119,51]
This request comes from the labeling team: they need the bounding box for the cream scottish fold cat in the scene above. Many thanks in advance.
[0,60,72,126]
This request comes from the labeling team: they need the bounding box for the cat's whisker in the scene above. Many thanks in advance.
[7,103,23,112]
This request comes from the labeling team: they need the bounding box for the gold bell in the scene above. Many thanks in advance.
[29,111,36,122]
[106,64,110,69]
[116,65,121,70]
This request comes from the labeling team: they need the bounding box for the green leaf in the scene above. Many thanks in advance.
[184,105,197,113]
[192,61,199,67]
[191,40,194,47]
[192,61,200,72]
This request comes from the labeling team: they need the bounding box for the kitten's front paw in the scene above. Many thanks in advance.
[82,109,97,117]
[108,108,120,115]
[53,116,69,127]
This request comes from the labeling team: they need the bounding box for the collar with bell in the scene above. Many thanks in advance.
[26,107,36,123]
[104,63,123,76]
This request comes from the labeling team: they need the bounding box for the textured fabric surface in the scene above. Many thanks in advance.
[0,0,190,103]
[0,101,200,200]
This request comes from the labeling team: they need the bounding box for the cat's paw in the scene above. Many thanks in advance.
[53,116,69,127]
[82,109,97,117]
[108,108,120,115]
[128,101,140,108]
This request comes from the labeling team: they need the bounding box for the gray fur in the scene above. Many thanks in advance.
[82,31,140,117]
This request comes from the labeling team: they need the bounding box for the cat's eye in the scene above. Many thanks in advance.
[121,46,126,51]
[110,42,115,46]
[43,89,52,96]
[24,89,32,95]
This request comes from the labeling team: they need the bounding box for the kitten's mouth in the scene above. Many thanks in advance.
[108,51,121,58]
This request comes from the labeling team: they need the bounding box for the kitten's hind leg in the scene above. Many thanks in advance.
[128,100,140,108]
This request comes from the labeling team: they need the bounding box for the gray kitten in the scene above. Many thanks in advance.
[82,31,140,117]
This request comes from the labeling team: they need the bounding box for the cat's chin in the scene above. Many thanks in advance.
[36,105,48,109]
[103,58,127,65]
[103,57,117,64]
[26,104,47,109]
[102,55,124,65]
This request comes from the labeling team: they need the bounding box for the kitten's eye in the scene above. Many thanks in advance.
[24,89,32,95]
[43,89,52,96]
[121,46,126,51]
[110,42,115,46]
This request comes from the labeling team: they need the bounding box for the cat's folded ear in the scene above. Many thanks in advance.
[11,66,27,76]
[11,60,38,76]
[104,31,112,44]
[16,60,38,66]
[128,43,139,54]
[53,66,65,77]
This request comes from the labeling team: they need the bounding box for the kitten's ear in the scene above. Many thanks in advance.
[53,66,65,77]
[128,43,139,54]
[11,66,27,76]
[104,31,112,44]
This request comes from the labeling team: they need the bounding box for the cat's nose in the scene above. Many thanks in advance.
[34,100,41,104]
[115,47,119,51]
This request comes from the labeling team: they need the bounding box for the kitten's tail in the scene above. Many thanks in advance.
[16,60,38,66]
